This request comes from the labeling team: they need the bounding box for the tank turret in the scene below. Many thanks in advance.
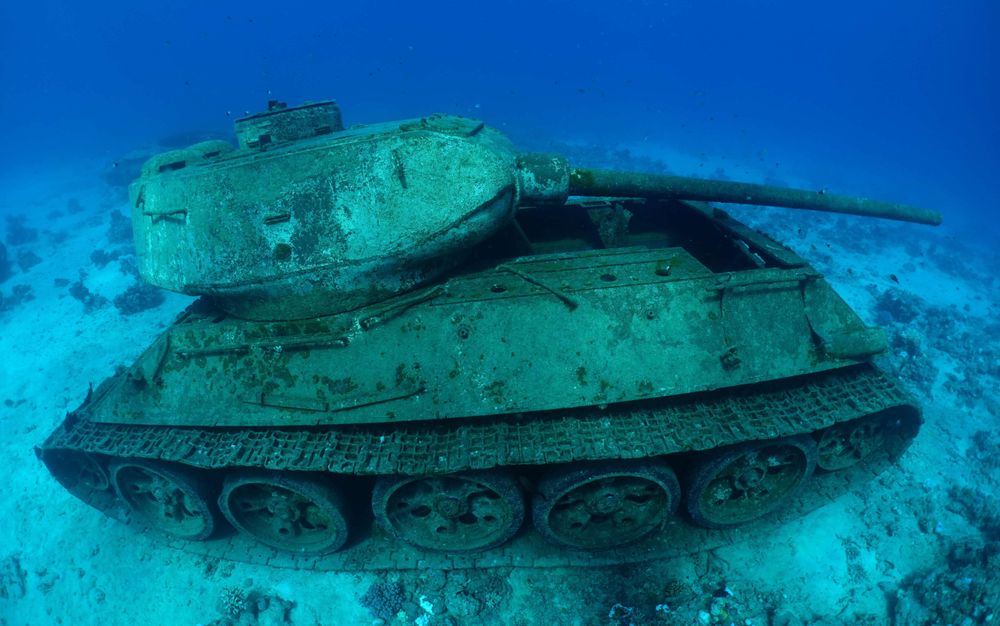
[129,100,939,321]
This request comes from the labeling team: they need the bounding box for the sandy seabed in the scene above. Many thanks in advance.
[0,152,997,626]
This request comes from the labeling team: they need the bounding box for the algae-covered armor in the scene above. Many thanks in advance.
[39,100,938,570]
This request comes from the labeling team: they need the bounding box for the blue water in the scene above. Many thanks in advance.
[1,0,997,236]
[1,3,999,625]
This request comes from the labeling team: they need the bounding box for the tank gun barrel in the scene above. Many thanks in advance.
[564,166,941,226]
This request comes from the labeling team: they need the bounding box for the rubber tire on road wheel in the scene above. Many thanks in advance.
[372,470,525,553]
[111,459,217,541]
[532,460,681,550]
[686,435,817,529]
[219,471,349,555]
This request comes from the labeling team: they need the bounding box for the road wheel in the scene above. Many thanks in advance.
[686,436,817,529]
[532,460,680,550]
[111,459,216,540]
[219,472,349,555]
[373,470,524,553]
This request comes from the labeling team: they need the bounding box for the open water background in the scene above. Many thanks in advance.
[1,1,996,232]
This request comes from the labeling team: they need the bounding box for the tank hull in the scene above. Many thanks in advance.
[38,197,922,568]
[40,363,918,569]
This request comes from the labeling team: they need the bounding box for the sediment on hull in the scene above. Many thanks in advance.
[42,364,913,475]
[37,364,920,569]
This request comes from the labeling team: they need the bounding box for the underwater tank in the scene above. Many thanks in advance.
[37,99,940,570]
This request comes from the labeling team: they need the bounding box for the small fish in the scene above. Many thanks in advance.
[889,274,900,284]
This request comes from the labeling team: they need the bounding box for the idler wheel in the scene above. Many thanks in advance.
[219,472,349,555]
[77,454,111,491]
[110,459,216,540]
[816,414,891,471]
[532,461,681,550]
[686,435,817,529]
[372,470,525,553]
[44,450,110,491]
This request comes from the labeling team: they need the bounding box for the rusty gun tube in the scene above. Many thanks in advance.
[566,167,942,226]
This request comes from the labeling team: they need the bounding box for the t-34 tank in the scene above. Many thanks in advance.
[39,100,940,570]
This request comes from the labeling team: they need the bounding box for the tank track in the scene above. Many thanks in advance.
[39,364,920,570]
